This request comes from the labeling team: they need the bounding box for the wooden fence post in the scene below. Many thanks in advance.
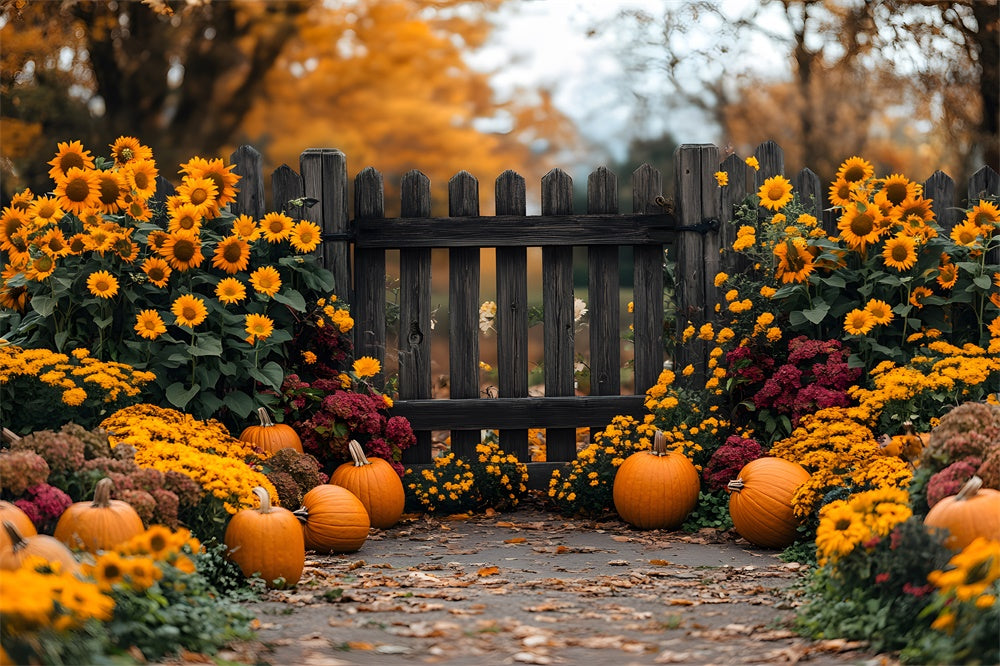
[717,153,752,278]
[271,165,304,220]
[300,149,351,301]
[230,145,265,219]
[924,171,958,232]
[540,168,577,461]
[968,166,1000,265]
[353,167,386,388]
[587,166,621,406]
[631,163,665,394]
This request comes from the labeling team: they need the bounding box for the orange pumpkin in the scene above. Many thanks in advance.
[330,440,405,529]
[0,501,36,551]
[240,407,302,455]
[294,484,370,553]
[727,457,811,549]
[924,475,1000,550]
[54,478,145,553]
[225,487,305,588]
[0,520,80,574]
[612,431,700,530]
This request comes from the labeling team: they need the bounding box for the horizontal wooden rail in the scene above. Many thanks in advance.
[347,213,678,248]
[389,395,647,431]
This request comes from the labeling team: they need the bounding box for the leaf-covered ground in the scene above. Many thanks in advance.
[217,504,890,665]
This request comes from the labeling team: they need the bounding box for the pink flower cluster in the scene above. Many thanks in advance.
[14,483,71,533]
[702,435,764,491]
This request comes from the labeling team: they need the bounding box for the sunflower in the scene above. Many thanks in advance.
[838,202,885,252]
[161,230,205,271]
[757,175,794,211]
[54,167,101,216]
[47,140,95,181]
[141,257,172,287]
[82,224,117,255]
[895,195,934,223]
[215,277,247,305]
[966,199,1000,233]
[176,176,219,218]
[86,270,119,299]
[146,230,170,256]
[773,238,815,284]
[937,261,958,289]
[249,265,282,296]
[232,214,261,241]
[28,196,64,226]
[24,254,57,282]
[179,156,240,208]
[877,173,918,207]
[865,299,894,325]
[0,281,28,311]
[88,551,128,590]
[244,313,275,344]
[125,159,159,199]
[113,234,140,263]
[835,156,874,184]
[36,228,71,259]
[881,234,917,271]
[125,198,153,223]
[353,356,382,378]
[94,169,126,214]
[134,309,166,340]
[815,502,870,564]
[0,207,29,245]
[909,286,933,308]
[67,233,88,255]
[260,212,293,243]
[900,214,938,242]
[210,235,250,274]
[950,220,983,247]
[167,203,202,233]
[171,293,208,328]
[289,220,322,253]
[844,308,876,335]
[109,136,153,166]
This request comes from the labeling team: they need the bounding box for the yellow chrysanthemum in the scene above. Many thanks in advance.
[714,171,728,187]
[745,156,759,171]
[134,310,166,340]
[86,270,119,299]
[844,308,876,335]
[210,235,250,274]
[249,266,282,297]
[171,293,208,328]
[215,277,247,305]
[757,175,793,211]
[881,234,917,271]
[353,356,382,378]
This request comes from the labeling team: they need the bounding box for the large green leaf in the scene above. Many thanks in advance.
[165,382,201,410]
[223,390,255,418]
[189,336,223,357]
[802,302,830,325]
[30,295,56,317]
[248,361,285,390]
[272,289,306,312]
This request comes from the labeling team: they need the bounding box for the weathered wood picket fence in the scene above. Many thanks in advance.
[228,140,999,485]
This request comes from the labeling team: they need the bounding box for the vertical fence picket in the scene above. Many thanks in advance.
[230,145,265,219]
[540,168,577,461]
[353,167,387,389]
[494,171,530,460]
[398,170,434,463]
[300,149,351,300]
[448,171,482,458]
[968,166,1000,266]
[271,165,304,220]
[794,168,823,218]
[152,175,176,208]
[631,164,665,394]
[718,153,752,277]
[924,171,958,232]
[587,166,620,433]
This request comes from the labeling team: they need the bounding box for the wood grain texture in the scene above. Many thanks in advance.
[353,167,386,389]
[301,149,350,298]
[631,163,665,394]
[231,145,265,219]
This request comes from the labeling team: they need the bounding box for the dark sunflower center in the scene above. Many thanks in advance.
[173,239,195,262]
[850,213,875,237]
[222,242,243,262]
[834,518,852,530]
[843,165,865,182]
[189,188,209,206]
[65,177,91,202]
[148,267,166,281]
[885,183,907,205]
[99,177,120,204]
[60,154,85,172]
[767,184,784,200]
[133,172,149,190]
[891,244,910,261]
[181,305,198,320]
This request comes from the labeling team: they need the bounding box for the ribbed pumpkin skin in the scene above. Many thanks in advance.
[613,451,700,529]
[727,457,810,549]
[225,488,304,588]
[0,521,80,574]
[924,481,1000,550]
[298,484,370,553]
[239,407,303,455]
[54,478,145,553]
[0,501,36,551]
[330,442,405,529]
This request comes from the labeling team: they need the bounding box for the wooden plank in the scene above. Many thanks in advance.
[718,153,752,277]
[390,395,647,430]
[230,145,264,219]
[754,140,784,183]
[151,175,176,208]
[793,167,823,219]
[495,170,529,461]
[448,171,482,458]
[540,168,577,462]
[398,170,434,464]
[271,164,304,220]
[968,166,1000,265]
[353,167,387,389]
[631,163,665,394]
[701,153,724,333]
[300,149,351,299]
[587,166,621,435]
[924,170,958,232]
[351,213,678,248]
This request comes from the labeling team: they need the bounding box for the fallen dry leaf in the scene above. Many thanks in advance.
[505,537,527,544]
[477,566,500,576]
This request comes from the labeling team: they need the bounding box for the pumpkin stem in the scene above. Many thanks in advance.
[727,478,745,493]
[256,406,276,427]
[292,506,309,524]
[955,475,983,501]
[2,520,26,552]
[253,487,273,514]
[348,440,371,467]
[649,431,668,457]
[91,478,114,508]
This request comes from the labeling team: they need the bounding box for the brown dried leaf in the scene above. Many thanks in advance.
[505,537,527,544]
[477,566,500,576]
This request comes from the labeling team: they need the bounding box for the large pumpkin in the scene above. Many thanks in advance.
[0,501,36,551]
[924,475,1000,550]
[612,431,700,530]
[330,440,405,529]
[240,407,303,455]
[54,478,145,553]
[0,521,80,574]
[294,484,370,553]
[727,457,811,549]
[225,487,305,588]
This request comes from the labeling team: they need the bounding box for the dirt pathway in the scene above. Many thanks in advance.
[225,507,892,666]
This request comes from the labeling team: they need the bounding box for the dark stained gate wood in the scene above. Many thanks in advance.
[272,165,304,220]
[586,167,621,409]
[231,145,265,220]
[353,167,386,389]
[301,149,351,299]
[631,164,665,393]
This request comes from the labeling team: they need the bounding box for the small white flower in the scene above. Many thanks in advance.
[479,300,497,333]
[573,298,588,322]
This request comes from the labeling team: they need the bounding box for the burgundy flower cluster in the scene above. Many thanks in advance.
[702,435,764,491]
[14,484,71,533]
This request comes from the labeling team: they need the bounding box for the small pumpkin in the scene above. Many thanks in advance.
[330,440,405,529]
[54,477,145,553]
[0,501,36,551]
[240,406,303,455]
[294,484,370,553]
[924,475,1000,550]
[612,431,700,530]
[727,457,810,549]
[0,521,80,574]
[225,487,305,588]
